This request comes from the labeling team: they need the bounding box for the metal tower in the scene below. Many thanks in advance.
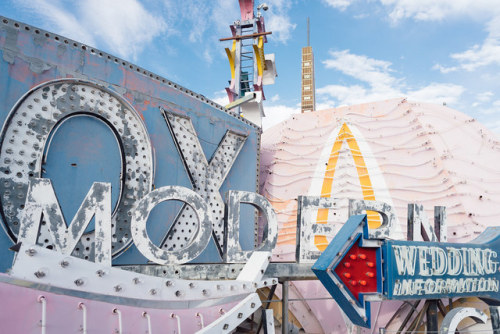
[221,0,277,127]
[301,17,316,113]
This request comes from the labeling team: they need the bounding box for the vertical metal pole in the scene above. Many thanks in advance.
[263,309,275,334]
[427,300,438,333]
[427,206,446,332]
[491,306,500,333]
[282,280,289,334]
[307,17,310,47]
[256,284,278,333]
[407,204,415,241]
[434,206,447,242]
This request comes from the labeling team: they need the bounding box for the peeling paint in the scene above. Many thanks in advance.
[160,109,248,255]
[0,79,153,259]
[18,178,112,264]
[349,199,397,240]
[131,186,212,265]
[224,191,277,263]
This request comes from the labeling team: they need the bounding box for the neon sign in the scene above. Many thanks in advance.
[313,213,500,328]
[0,79,276,265]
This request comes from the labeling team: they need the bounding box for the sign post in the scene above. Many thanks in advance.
[313,214,500,328]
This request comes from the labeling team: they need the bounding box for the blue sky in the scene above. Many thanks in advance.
[1,0,500,133]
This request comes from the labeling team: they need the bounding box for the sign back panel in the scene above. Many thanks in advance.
[0,16,260,269]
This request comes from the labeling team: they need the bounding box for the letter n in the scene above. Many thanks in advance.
[18,178,111,265]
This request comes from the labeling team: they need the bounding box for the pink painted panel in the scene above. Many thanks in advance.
[239,0,254,21]
[0,275,238,333]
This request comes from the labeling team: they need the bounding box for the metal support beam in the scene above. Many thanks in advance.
[225,93,256,110]
[281,280,289,334]
[491,306,500,333]
[394,301,421,334]
[121,262,316,281]
[219,31,272,41]
[427,301,438,333]
[256,284,278,333]
[263,309,275,334]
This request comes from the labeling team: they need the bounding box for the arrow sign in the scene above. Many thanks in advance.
[312,215,383,328]
[313,214,500,328]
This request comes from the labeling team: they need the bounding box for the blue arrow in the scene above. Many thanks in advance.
[314,214,500,329]
[312,214,383,328]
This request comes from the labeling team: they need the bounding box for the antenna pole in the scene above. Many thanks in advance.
[307,17,310,47]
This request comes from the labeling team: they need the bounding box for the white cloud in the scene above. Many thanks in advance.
[379,0,495,23]
[79,0,167,61]
[379,0,500,72]
[316,100,338,110]
[486,119,500,134]
[319,50,402,105]
[476,99,500,115]
[323,0,356,11]
[448,27,500,71]
[211,90,229,106]
[262,104,301,129]
[476,91,494,103]
[210,0,240,35]
[323,50,399,89]
[407,83,464,105]
[318,49,465,107]
[432,64,459,74]
[17,0,96,46]
[264,0,297,43]
[18,0,167,61]
[270,94,281,102]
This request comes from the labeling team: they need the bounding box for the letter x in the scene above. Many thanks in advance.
[160,109,247,256]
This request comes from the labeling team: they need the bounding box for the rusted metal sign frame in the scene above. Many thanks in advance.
[0,15,261,268]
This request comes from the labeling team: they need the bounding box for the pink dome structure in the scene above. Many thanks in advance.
[260,98,500,332]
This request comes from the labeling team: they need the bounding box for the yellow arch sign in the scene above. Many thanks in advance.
[315,123,381,251]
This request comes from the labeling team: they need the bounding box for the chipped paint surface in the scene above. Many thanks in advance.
[1,80,152,260]
[348,199,397,240]
[0,16,260,266]
[19,178,112,264]
[224,190,277,262]
[11,244,275,303]
[296,196,338,263]
[0,12,269,334]
[131,186,212,264]
[160,110,248,255]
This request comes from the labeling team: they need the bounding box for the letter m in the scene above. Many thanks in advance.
[18,178,111,265]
